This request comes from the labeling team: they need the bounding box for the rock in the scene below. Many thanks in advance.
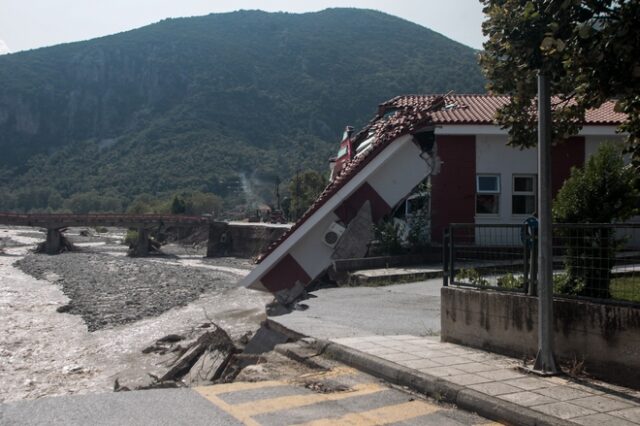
[56,304,72,313]
[156,334,184,344]
[113,368,158,392]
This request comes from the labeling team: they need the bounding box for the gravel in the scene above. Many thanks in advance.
[15,252,244,331]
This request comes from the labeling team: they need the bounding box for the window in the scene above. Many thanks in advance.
[336,146,348,158]
[512,175,536,215]
[476,175,500,214]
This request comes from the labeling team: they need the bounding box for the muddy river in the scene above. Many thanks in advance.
[0,226,270,403]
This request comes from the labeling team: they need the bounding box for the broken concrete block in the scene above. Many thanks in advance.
[243,326,289,355]
[274,280,306,306]
[184,349,231,386]
[332,200,374,260]
[160,325,236,382]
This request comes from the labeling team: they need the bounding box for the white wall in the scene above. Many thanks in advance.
[475,134,537,226]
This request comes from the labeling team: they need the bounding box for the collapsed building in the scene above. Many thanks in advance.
[241,94,626,294]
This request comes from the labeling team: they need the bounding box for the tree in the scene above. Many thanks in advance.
[553,143,639,298]
[170,195,187,215]
[480,1,640,168]
[288,170,327,220]
[184,192,223,216]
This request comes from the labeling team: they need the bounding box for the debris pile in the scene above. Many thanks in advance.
[114,323,259,391]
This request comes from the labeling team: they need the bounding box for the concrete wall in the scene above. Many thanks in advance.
[206,222,289,258]
[442,286,640,388]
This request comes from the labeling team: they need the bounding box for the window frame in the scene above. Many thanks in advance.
[475,174,501,215]
[511,174,537,216]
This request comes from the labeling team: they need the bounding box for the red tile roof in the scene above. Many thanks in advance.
[257,94,626,264]
[380,94,625,125]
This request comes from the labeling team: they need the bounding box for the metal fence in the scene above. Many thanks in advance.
[443,222,640,305]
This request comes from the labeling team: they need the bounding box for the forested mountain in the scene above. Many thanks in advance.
[0,8,485,214]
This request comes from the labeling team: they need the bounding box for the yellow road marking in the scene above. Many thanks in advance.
[195,391,261,426]
[195,380,286,395]
[230,382,384,417]
[293,400,440,426]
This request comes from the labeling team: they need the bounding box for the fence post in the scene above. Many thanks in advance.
[449,225,456,284]
[443,227,450,286]
[523,224,529,294]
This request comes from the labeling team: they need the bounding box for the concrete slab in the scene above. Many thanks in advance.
[532,401,597,419]
[570,395,635,413]
[572,412,639,426]
[497,391,556,407]
[534,385,595,402]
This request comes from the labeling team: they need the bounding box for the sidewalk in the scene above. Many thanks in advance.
[269,319,640,426]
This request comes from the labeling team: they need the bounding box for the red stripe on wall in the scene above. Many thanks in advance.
[431,135,476,242]
[334,182,391,226]
[260,253,311,292]
[552,136,585,197]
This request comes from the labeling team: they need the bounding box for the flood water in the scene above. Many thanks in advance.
[0,227,270,402]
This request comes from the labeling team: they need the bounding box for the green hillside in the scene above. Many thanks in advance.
[0,8,485,214]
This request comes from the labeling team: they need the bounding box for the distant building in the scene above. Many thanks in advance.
[241,94,627,293]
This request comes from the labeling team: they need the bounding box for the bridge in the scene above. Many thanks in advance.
[0,212,211,255]
[0,212,289,257]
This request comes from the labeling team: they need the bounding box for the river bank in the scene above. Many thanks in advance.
[0,226,271,403]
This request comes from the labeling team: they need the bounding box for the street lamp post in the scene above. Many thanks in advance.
[532,72,559,375]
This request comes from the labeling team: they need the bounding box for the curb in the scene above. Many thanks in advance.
[267,319,573,426]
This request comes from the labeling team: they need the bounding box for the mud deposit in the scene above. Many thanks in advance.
[0,226,272,403]
[16,253,244,331]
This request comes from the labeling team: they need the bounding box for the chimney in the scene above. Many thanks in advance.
[342,126,354,141]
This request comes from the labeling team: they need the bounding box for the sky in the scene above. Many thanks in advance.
[0,0,486,54]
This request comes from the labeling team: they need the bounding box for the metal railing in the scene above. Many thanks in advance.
[443,222,640,305]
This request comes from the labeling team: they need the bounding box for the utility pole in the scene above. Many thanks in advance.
[532,73,559,375]
[295,169,301,221]
[275,176,281,211]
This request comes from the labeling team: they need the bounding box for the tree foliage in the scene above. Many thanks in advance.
[480,0,640,167]
[553,143,639,298]
[288,170,327,220]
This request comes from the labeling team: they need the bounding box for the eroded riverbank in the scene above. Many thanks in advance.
[0,226,271,403]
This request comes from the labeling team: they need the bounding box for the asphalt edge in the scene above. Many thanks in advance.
[266,319,573,426]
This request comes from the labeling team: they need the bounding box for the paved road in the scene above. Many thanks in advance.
[274,279,442,339]
[0,364,494,425]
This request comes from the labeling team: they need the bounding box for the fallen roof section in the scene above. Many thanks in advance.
[242,94,627,294]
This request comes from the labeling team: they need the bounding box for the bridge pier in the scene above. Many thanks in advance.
[45,228,62,255]
[206,222,231,257]
[134,228,150,257]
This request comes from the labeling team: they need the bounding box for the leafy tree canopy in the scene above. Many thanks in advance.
[288,170,327,220]
[553,142,638,223]
[480,0,640,167]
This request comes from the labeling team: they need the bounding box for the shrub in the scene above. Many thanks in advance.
[553,143,639,298]
[456,268,489,287]
[374,221,403,256]
[497,273,524,290]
